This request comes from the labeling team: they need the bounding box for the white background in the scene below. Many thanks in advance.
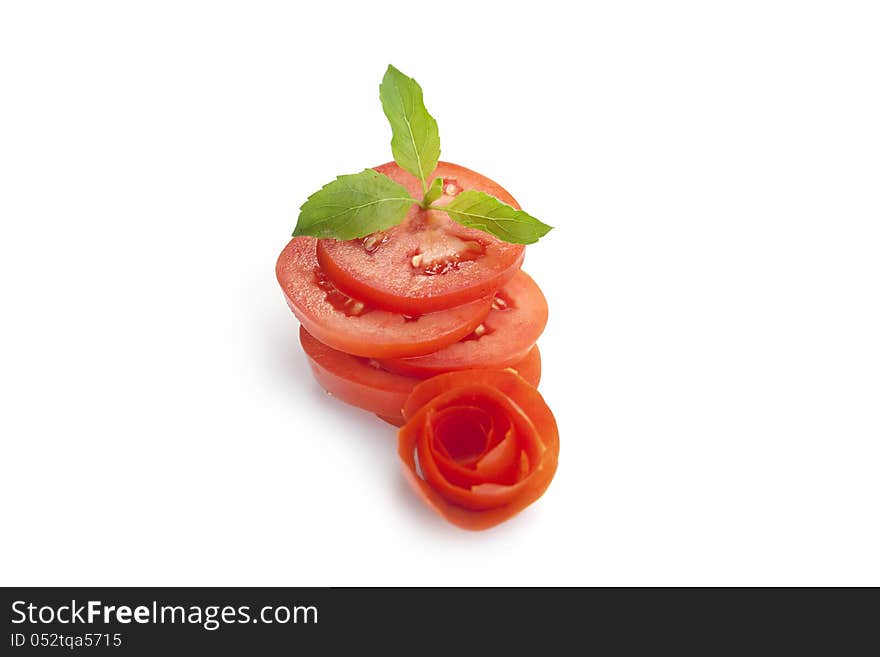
[1,1,878,586]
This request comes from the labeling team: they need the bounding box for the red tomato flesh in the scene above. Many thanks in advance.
[300,325,541,420]
[378,270,547,377]
[277,237,491,359]
[316,162,526,315]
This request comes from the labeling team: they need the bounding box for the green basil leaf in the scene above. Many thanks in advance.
[423,177,443,206]
[441,191,553,245]
[293,169,416,240]
[379,65,440,193]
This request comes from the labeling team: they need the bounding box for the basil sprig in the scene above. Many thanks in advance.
[292,66,552,245]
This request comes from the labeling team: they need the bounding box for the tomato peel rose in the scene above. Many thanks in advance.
[398,370,559,530]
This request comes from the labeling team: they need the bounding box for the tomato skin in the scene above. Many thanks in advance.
[277,237,491,358]
[300,326,420,418]
[398,370,559,531]
[301,324,542,421]
[377,414,407,427]
[506,345,541,389]
[316,161,526,315]
[379,270,547,377]
[376,346,542,426]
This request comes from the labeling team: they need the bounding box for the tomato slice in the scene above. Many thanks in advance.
[300,325,541,421]
[315,161,526,315]
[277,237,491,358]
[300,326,421,419]
[378,270,547,377]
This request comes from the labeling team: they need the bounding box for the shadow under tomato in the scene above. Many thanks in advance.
[266,315,309,388]
[391,472,459,534]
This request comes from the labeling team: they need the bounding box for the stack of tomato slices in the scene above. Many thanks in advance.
[276,162,549,426]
